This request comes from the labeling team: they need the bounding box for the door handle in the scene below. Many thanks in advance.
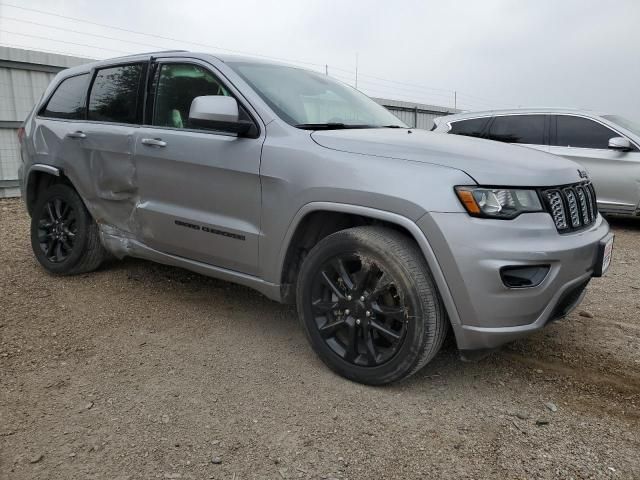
[66,131,86,139]
[141,138,167,147]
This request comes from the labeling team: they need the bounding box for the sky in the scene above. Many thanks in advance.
[1,0,639,119]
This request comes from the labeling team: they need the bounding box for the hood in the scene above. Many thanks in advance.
[311,129,584,186]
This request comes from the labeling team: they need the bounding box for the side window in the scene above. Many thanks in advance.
[554,115,618,149]
[152,63,229,129]
[449,117,489,138]
[41,74,89,120]
[487,115,545,144]
[88,64,144,124]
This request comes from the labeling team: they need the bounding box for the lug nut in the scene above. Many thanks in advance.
[355,319,361,325]
[365,311,371,317]
[360,296,365,301]
[346,295,352,301]
[344,309,350,315]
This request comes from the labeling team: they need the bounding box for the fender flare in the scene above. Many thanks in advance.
[276,201,462,327]
[28,163,61,178]
[24,164,62,212]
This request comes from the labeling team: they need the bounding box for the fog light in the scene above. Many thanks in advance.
[500,265,550,288]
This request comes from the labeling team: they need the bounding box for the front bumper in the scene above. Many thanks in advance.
[417,211,611,350]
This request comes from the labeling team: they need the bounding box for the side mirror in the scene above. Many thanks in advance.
[608,136,632,152]
[189,96,253,135]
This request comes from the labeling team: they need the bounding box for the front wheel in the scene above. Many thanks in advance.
[30,183,107,275]
[296,226,448,385]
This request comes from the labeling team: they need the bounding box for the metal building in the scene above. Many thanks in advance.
[372,97,458,130]
[0,47,91,198]
[0,46,456,198]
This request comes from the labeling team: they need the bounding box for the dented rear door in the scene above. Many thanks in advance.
[80,62,147,231]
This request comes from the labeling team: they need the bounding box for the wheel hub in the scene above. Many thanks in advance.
[310,254,408,367]
[36,197,77,263]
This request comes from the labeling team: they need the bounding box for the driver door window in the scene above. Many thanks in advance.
[152,63,229,129]
[553,115,618,149]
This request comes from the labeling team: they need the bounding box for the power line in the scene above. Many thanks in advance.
[0,29,132,54]
[1,16,171,52]
[0,2,329,69]
[0,41,88,58]
[0,1,520,110]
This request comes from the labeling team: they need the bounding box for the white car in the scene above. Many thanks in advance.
[433,109,640,216]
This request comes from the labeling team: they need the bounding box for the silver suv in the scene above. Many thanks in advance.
[433,109,640,216]
[18,52,613,385]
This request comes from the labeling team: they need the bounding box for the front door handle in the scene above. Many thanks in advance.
[141,138,167,147]
[66,131,86,139]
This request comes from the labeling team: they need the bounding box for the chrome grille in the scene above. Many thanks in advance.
[575,186,590,225]
[542,182,598,233]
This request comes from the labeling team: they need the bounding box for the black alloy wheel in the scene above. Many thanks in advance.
[310,253,408,367]
[297,226,448,385]
[36,197,77,263]
[30,183,106,275]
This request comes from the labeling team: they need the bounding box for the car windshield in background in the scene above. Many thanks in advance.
[227,62,407,129]
[602,115,640,137]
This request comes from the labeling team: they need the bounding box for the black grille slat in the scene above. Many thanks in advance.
[541,181,598,233]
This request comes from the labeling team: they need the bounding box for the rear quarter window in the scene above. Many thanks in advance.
[41,74,89,120]
[449,117,489,138]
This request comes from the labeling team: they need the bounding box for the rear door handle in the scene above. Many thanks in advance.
[141,138,167,147]
[66,131,86,139]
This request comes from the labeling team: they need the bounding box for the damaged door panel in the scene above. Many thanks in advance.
[77,125,140,231]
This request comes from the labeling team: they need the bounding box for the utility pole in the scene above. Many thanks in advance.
[454,91,457,110]
[355,53,359,89]
[325,64,328,76]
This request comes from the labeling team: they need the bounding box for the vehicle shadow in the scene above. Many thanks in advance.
[604,213,640,230]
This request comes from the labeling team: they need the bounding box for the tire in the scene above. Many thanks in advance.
[296,226,448,385]
[30,183,106,275]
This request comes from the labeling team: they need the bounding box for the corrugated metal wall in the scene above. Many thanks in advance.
[372,97,458,130]
[0,47,91,197]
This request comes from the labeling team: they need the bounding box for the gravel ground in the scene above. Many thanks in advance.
[1,197,639,480]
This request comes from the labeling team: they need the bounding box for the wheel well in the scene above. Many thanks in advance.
[25,171,73,216]
[279,210,417,303]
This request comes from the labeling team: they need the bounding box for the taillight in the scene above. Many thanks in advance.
[17,126,25,143]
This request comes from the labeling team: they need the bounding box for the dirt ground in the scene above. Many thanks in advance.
[1,197,639,480]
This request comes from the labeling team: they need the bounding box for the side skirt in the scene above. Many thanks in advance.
[99,225,282,302]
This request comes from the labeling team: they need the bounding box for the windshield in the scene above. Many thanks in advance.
[602,115,640,137]
[227,62,407,129]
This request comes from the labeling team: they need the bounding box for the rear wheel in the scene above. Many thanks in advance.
[296,226,447,385]
[30,183,106,275]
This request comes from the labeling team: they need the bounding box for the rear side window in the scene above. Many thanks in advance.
[449,117,489,138]
[487,115,545,144]
[553,115,618,149]
[41,74,89,120]
[88,64,144,124]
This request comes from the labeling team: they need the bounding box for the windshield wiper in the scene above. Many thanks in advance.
[380,124,405,128]
[295,123,373,130]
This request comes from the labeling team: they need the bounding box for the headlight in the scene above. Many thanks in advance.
[455,186,543,219]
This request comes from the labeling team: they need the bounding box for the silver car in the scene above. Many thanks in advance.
[18,52,612,384]
[433,108,640,216]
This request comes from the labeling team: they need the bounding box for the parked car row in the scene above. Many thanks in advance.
[433,109,640,216]
[18,52,614,384]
